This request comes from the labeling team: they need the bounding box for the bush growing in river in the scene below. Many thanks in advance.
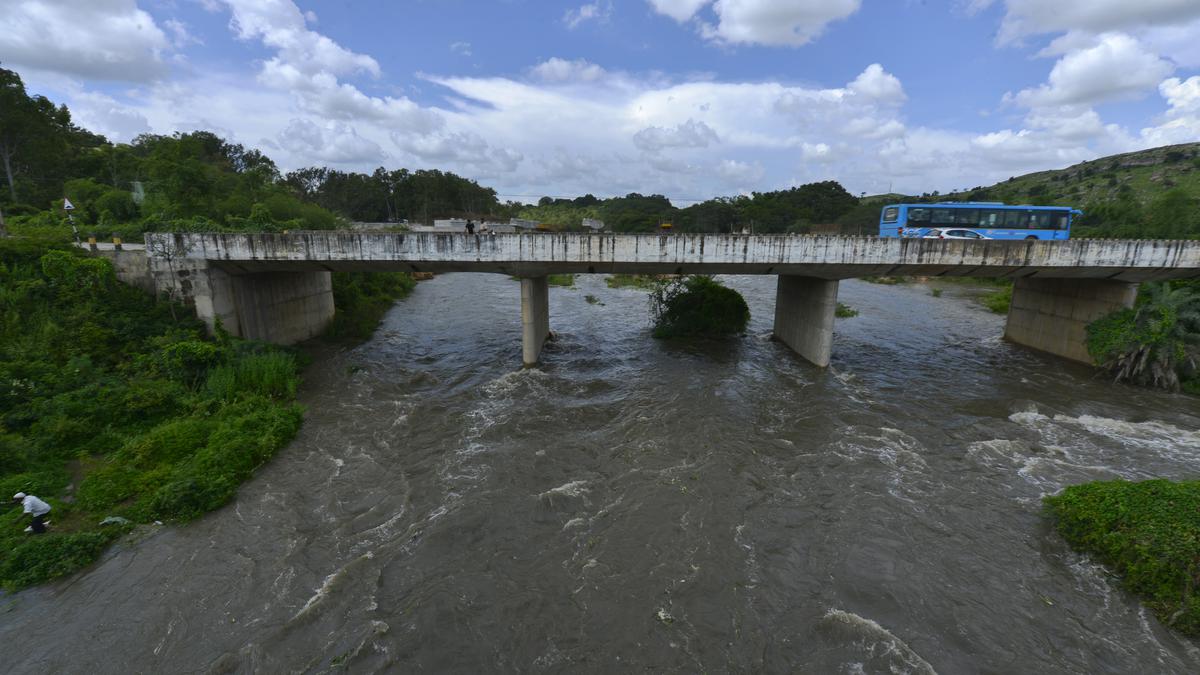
[982,286,1012,314]
[1045,479,1200,636]
[649,276,749,338]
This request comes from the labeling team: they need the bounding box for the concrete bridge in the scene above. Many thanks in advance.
[119,232,1200,368]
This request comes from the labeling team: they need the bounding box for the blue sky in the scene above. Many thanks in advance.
[2,0,1198,202]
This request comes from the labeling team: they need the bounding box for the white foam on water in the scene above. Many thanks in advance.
[1054,414,1200,454]
[562,517,586,531]
[1009,411,1050,425]
[538,480,590,501]
[291,551,376,623]
[821,609,937,675]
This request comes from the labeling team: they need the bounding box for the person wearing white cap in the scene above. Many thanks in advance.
[12,492,51,534]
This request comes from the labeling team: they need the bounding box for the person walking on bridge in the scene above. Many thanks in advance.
[12,492,51,534]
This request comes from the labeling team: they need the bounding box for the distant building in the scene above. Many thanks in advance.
[582,218,606,231]
[433,218,467,231]
[510,218,539,230]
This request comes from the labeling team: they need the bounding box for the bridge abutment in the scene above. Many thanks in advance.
[1004,277,1137,364]
[521,276,551,366]
[773,275,839,367]
[191,267,334,344]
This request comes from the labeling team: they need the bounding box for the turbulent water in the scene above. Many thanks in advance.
[3,273,1199,673]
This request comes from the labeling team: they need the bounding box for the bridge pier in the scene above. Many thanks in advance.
[773,275,839,367]
[521,276,550,366]
[1004,277,1137,364]
[193,267,335,344]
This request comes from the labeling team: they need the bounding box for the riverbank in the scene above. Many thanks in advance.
[0,237,416,589]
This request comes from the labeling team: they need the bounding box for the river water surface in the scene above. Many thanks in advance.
[3,273,1199,673]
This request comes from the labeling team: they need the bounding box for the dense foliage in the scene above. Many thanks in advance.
[1045,480,1200,637]
[326,272,418,340]
[1086,281,1200,393]
[522,181,861,234]
[649,276,750,338]
[0,240,304,589]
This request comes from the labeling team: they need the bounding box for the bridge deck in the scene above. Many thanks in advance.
[144,232,1200,282]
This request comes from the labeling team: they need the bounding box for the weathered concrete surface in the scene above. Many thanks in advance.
[773,276,839,367]
[1004,278,1138,364]
[520,276,550,366]
[230,271,334,344]
[144,232,1200,282]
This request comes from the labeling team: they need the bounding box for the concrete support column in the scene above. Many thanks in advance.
[773,275,839,367]
[1004,277,1137,364]
[521,275,550,366]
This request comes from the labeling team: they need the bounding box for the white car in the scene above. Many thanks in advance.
[921,228,992,240]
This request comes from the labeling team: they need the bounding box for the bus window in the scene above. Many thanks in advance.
[954,209,979,225]
[1053,211,1069,229]
[980,210,1001,227]
[931,209,954,226]
[882,207,899,223]
[908,208,930,224]
[1003,211,1025,228]
[1031,213,1053,229]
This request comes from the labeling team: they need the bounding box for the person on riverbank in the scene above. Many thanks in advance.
[466,220,476,235]
[12,492,51,534]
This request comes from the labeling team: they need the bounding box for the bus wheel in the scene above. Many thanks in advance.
[1025,235,1038,240]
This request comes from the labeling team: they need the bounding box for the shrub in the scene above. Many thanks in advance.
[1045,480,1200,636]
[0,531,120,590]
[835,302,858,318]
[650,276,750,338]
[1087,282,1200,391]
[547,274,576,287]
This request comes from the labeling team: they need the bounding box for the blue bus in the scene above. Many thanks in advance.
[878,203,1081,240]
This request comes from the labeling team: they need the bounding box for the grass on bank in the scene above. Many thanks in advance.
[835,302,858,318]
[0,237,306,590]
[1045,479,1200,637]
[0,235,418,590]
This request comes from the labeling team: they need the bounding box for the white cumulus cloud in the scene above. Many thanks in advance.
[1013,34,1173,107]
[0,0,170,82]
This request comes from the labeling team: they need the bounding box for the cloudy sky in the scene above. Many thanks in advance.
[2,1,1198,203]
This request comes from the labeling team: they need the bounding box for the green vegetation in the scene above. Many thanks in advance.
[1045,480,1200,637]
[649,276,749,339]
[835,303,858,318]
[982,286,1013,314]
[930,288,943,298]
[547,274,576,288]
[326,272,417,340]
[1086,281,1199,392]
[606,274,663,290]
[0,66,505,234]
[0,241,303,589]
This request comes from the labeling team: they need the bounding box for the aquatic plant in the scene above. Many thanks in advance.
[835,302,859,318]
[1045,479,1200,637]
[649,275,749,338]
